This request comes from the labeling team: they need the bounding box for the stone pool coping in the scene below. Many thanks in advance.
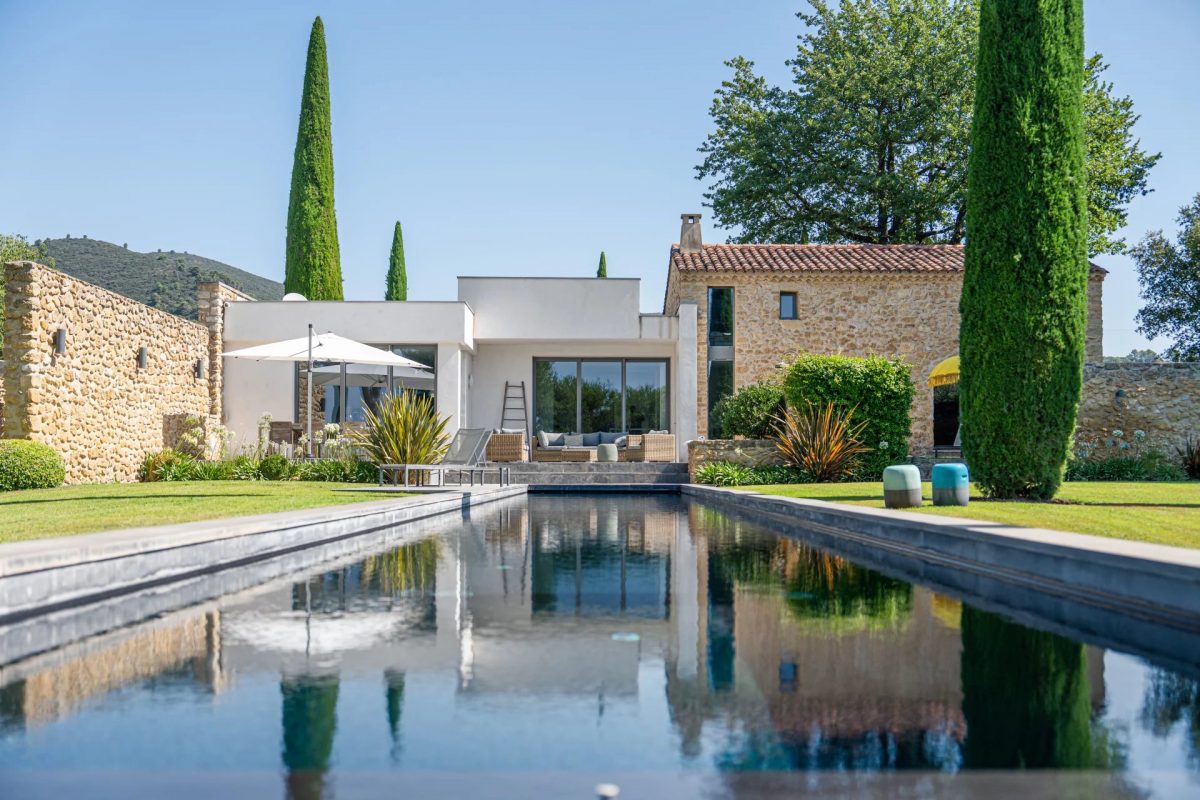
[684,485,1200,629]
[0,486,526,621]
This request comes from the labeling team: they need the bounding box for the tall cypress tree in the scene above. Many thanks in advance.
[960,0,1088,499]
[596,251,607,278]
[284,17,343,300]
[386,220,407,300]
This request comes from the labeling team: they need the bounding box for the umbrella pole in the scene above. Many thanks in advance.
[306,324,313,459]
[340,362,348,425]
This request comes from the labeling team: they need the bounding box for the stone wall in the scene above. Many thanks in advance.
[2,261,230,483]
[198,281,254,418]
[669,269,1105,455]
[687,438,783,479]
[1077,362,1200,454]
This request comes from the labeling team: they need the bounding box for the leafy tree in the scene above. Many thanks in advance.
[1133,194,1200,360]
[697,0,1158,256]
[960,0,1088,500]
[0,235,55,346]
[597,251,607,278]
[385,220,407,301]
[284,16,343,300]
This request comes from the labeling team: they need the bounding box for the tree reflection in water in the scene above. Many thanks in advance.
[961,606,1097,769]
[281,674,339,800]
[1142,670,1200,765]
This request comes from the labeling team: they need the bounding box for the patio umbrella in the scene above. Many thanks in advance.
[223,327,427,455]
[927,355,960,388]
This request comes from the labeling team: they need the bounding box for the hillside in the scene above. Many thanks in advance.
[40,237,283,319]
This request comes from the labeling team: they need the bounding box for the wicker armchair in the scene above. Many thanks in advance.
[486,432,529,462]
[621,433,676,462]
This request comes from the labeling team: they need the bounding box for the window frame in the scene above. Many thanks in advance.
[779,291,798,320]
[532,356,671,433]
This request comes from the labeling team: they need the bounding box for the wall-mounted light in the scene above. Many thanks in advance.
[53,327,67,354]
[194,358,206,379]
[137,347,148,370]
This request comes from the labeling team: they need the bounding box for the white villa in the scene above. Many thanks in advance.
[221,276,699,461]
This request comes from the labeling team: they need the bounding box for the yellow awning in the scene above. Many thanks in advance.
[927,356,959,388]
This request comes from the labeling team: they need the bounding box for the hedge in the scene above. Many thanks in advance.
[781,353,914,480]
[0,440,66,491]
[711,381,786,439]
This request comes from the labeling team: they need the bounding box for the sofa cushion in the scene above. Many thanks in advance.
[563,434,585,447]
[599,431,628,445]
[648,430,669,435]
[495,427,525,436]
[582,432,601,447]
[538,431,565,448]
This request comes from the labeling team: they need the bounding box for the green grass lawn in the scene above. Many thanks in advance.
[736,481,1200,549]
[0,481,398,544]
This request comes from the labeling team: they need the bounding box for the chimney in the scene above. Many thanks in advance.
[679,213,703,254]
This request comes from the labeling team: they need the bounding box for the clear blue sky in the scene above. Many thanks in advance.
[2,0,1196,356]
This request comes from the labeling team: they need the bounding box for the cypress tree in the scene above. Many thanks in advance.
[960,0,1088,499]
[385,220,407,300]
[284,17,343,300]
[596,251,607,278]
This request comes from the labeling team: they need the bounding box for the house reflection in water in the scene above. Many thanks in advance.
[0,495,1125,791]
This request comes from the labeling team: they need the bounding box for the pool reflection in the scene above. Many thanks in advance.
[0,495,1195,797]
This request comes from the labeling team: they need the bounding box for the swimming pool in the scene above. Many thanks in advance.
[0,494,1196,798]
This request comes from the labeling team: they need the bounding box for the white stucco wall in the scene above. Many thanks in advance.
[224,300,474,350]
[458,277,642,341]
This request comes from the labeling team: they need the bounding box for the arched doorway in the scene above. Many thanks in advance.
[928,356,960,450]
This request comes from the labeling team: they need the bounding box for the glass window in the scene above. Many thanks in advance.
[533,358,670,434]
[625,361,668,434]
[534,360,578,433]
[581,361,621,433]
[707,360,734,437]
[319,344,437,424]
[708,287,734,347]
[780,292,797,320]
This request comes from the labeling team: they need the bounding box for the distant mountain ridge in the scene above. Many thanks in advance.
[40,237,283,320]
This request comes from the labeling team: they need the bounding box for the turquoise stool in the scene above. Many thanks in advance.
[932,463,970,506]
[882,464,922,508]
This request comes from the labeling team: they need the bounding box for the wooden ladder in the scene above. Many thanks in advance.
[501,381,528,436]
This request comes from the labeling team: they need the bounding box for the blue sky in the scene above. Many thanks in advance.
[1,0,1196,356]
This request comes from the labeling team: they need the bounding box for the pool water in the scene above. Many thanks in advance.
[1,494,1197,798]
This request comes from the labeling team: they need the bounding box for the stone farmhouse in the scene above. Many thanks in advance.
[664,214,1107,453]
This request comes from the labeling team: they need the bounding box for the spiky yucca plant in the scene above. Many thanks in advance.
[773,402,871,482]
[356,391,450,483]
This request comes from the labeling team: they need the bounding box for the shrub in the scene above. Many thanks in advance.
[711,381,786,439]
[258,453,293,481]
[774,402,870,482]
[695,462,757,486]
[1066,453,1186,482]
[0,440,66,490]
[192,460,234,481]
[781,354,909,479]
[174,415,207,459]
[1177,436,1200,480]
[693,462,803,487]
[356,390,450,476]
[139,449,197,482]
[231,455,262,481]
[291,458,375,483]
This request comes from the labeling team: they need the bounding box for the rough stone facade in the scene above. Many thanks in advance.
[2,261,240,483]
[1077,362,1200,455]
[198,281,254,418]
[687,438,782,480]
[667,268,1105,456]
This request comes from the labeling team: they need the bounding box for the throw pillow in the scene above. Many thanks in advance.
[614,435,628,448]
[599,431,628,445]
[564,434,585,447]
[538,431,560,448]
[582,432,601,447]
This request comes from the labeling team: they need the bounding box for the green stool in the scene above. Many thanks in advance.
[882,464,922,508]
[596,443,619,463]
[932,463,970,506]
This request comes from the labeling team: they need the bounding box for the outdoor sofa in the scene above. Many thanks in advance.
[529,431,676,463]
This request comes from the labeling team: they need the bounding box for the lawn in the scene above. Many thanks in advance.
[736,481,1200,550]
[0,481,397,544]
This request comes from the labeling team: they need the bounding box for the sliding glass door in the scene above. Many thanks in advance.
[533,358,669,434]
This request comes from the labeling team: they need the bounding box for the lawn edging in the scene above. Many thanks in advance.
[0,486,525,627]
[684,484,1200,639]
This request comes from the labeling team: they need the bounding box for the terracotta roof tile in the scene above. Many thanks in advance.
[670,243,1106,275]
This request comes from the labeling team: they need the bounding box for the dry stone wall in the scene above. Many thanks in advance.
[1077,362,1200,455]
[669,269,1104,455]
[687,438,783,480]
[2,261,233,483]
